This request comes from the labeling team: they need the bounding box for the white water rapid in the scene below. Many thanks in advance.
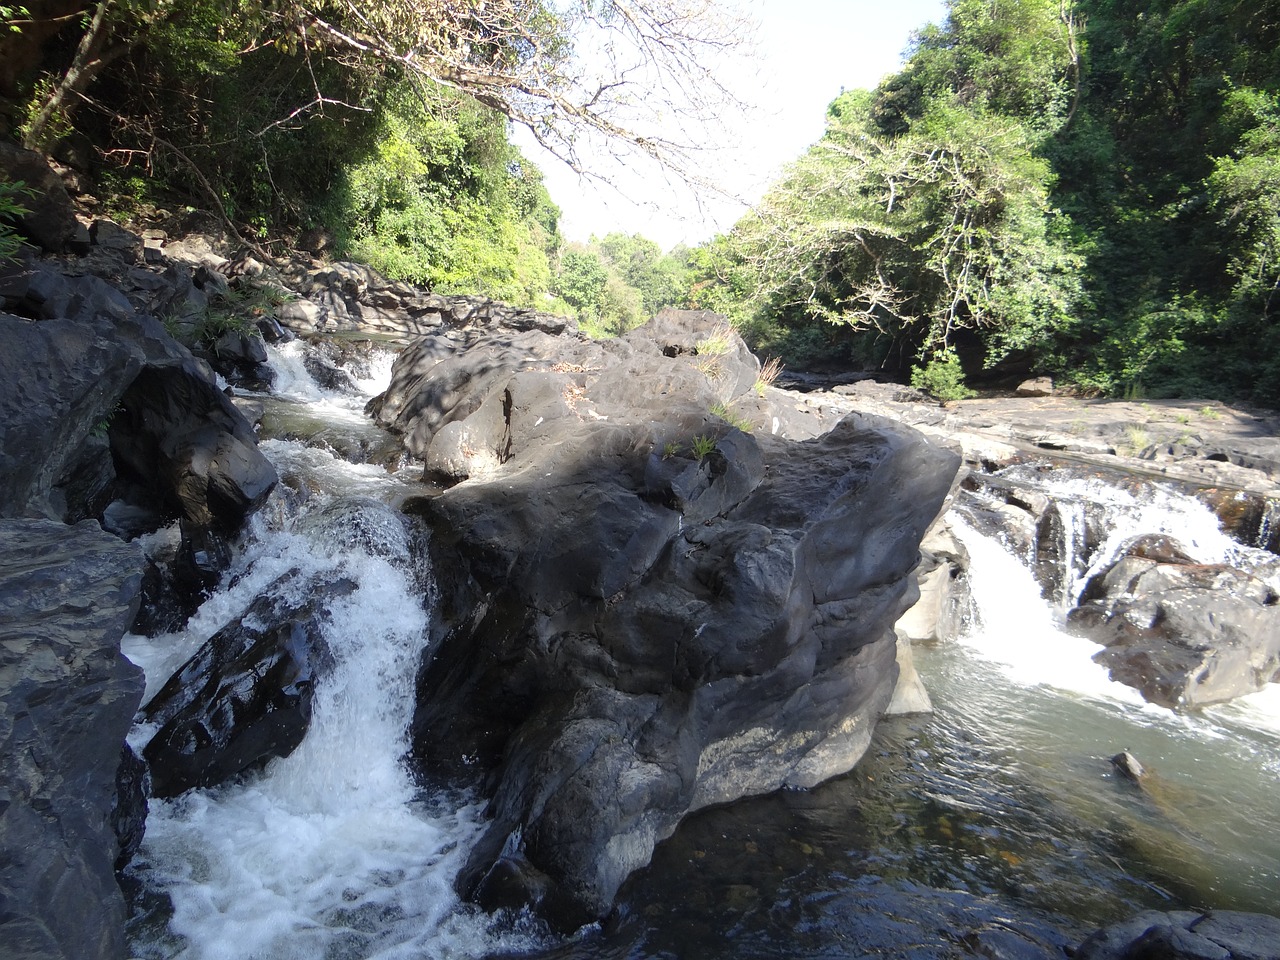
[122,344,543,960]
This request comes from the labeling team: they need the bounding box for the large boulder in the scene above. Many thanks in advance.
[1,269,276,533]
[0,265,277,614]
[0,519,145,960]
[381,311,960,928]
[141,572,349,797]
[1070,535,1280,708]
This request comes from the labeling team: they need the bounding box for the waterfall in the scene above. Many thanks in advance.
[122,348,543,960]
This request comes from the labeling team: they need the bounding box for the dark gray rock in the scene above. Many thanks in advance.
[1077,909,1280,960]
[107,362,277,534]
[139,497,416,796]
[0,315,143,521]
[382,311,960,928]
[1,262,276,630]
[0,519,145,960]
[275,257,574,339]
[1070,538,1280,708]
[142,571,349,797]
[204,329,273,391]
[0,141,78,253]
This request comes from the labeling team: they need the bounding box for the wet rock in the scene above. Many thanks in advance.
[303,351,360,393]
[142,572,353,797]
[0,519,145,960]
[1076,909,1280,960]
[390,311,960,927]
[1070,537,1280,708]
[112,744,149,871]
[896,518,971,645]
[1110,750,1145,782]
[205,328,273,391]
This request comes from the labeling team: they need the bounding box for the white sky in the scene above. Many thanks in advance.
[517,0,947,250]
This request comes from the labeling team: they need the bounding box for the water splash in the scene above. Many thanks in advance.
[950,515,1144,704]
[124,489,540,959]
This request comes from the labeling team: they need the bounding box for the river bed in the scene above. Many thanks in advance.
[122,343,1280,959]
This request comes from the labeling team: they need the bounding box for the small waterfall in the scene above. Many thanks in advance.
[951,515,1144,703]
[121,330,545,957]
[1255,498,1280,552]
[123,459,539,960]
[997,470,1280,607]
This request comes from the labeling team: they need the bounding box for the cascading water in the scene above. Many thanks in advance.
[1022,470,1280,605]
[122,344,543,960]
[122,344,1280,958]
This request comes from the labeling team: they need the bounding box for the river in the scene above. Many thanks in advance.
[122,340,1280,959]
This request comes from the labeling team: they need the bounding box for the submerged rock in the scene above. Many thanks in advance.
[1077,909,1280,960]
[382,310,959,928]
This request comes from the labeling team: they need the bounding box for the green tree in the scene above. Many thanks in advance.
[594,231,689,316]
[714,90,1079,373]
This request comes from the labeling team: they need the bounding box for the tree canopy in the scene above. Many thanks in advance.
[690,0,1280,402]
[0,0,726,308]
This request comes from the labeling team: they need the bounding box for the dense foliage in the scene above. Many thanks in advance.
[0,1,722,310]
[692,0,1280,402]
[552,233,691,336]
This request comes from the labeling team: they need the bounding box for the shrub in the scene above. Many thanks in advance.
[910,347,975,401]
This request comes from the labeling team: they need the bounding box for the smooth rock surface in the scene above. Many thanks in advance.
[0,519,145,960]
[1077,909,1280,960]
[1070,538,1280,708]
[385,311,959,928]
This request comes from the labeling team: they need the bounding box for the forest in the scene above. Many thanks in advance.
[1,0,1278,402]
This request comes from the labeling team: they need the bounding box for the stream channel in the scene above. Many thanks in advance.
[122,340,1280,959]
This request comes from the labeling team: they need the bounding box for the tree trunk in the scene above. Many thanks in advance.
[21,0,124,149]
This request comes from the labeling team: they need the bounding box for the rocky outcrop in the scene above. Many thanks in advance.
[376,310,959,928]
[0,215,283,957]
[0,257,277,612]
[1077,909,1280,960]
[0,519,145,960]
[1070,535,1280,708]
[0,142,79,253]
[273,258,576,340]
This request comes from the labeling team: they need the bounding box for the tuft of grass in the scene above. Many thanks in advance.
[710,400,752,433]
[690,434,717,460]
[1123,425,1150,455]
[694,322,735,357]
[0,176,33,263]
[1199,405,1222,421]
[755,356,783,396]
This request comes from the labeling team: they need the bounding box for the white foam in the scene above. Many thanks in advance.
[125,500,541,959]
[951,516,1146,705]
[1034,475,1280,601]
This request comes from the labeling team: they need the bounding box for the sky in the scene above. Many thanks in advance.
[517,0,948,250]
